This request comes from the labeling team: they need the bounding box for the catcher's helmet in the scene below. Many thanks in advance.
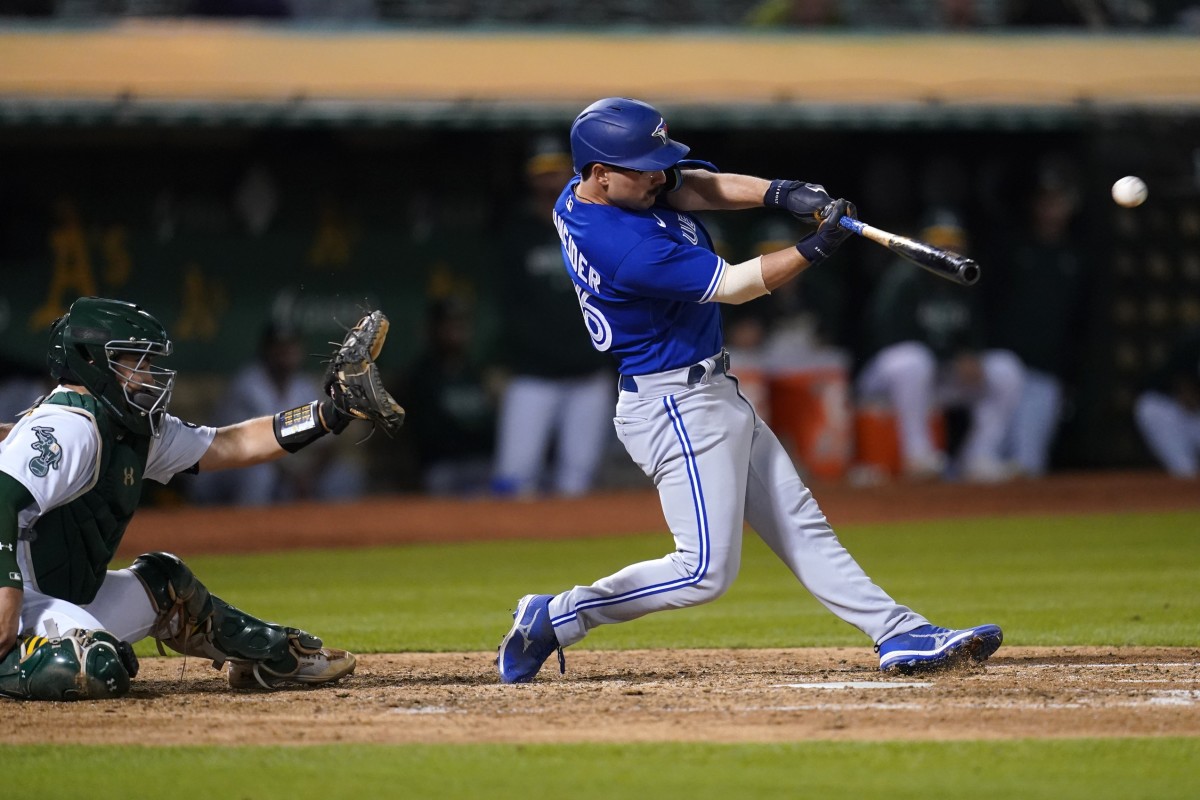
[569,97,690,174]
[47,297,176,438]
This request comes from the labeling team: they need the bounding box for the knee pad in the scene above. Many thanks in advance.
[0,628,138,701]
[129,551,215,623]
[128,551,315,675]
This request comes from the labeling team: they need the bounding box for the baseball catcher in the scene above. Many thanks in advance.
[0,298,403,700]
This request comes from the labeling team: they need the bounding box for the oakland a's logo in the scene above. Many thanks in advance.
[651,118,669,145]
[28,426,63,478]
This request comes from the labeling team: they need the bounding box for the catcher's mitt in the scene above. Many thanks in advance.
[323,310,405,436]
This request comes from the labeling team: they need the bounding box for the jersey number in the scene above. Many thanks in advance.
[575,287,612,352]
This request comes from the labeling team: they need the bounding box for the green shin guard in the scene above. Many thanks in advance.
[128,551,319,675]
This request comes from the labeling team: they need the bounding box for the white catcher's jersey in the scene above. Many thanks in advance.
[0,387,216,530]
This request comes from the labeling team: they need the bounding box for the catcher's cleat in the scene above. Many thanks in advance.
[877,623,1003,674]
[228,647,357,691]
[497,594,565,684]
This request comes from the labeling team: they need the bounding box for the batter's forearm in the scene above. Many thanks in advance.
[670,172,771,212]
[761,247,815,291]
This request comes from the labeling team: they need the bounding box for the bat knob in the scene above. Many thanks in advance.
[959,260,981,286]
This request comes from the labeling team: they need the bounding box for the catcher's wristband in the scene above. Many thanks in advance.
[273,400,335,453]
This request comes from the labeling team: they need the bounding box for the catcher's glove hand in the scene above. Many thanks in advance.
[322,310,405,437]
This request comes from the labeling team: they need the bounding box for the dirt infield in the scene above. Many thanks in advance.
[6,470,1199,745]
[4,647,1198,745]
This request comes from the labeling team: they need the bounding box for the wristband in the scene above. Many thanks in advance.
[273,400,331,453]
[796,232,836,266]
[764,179,790,208]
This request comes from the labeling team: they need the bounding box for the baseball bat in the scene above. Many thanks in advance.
[837,216,981,287]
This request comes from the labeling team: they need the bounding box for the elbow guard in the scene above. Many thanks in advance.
[711,257,770,305]
[665,159,719,192]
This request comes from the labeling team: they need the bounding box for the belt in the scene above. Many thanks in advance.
[620,350,730,395]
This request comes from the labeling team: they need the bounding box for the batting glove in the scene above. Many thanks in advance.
[796,199,856,265]
[764,179,834,223]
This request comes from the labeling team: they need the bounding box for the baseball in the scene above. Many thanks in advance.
[1112,176,1148,207]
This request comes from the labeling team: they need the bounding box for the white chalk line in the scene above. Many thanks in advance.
[771,681,934,690]
[989,662,1199,671]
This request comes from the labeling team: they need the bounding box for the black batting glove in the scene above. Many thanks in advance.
[796,199,856,265]
[764,179,834,223]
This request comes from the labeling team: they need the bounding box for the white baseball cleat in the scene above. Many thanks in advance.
[228,647,356,690]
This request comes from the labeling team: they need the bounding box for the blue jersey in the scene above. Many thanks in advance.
[552,175,726,376]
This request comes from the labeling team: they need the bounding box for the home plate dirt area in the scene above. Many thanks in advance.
[3,647,1198,745]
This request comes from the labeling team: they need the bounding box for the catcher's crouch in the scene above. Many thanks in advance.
[0,296,403,700]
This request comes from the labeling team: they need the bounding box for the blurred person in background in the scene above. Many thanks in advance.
[404,296,498,496]
[491,137,615,498]
[1133,326,1200,478]
[855,209,1024,482]
[190,321,367,505]
[745,217,849,361]
[990,170,1088,477]
[0,355,45,426]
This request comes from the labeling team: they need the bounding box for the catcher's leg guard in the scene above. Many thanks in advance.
[127,552,353,687]
[0,629,138,701]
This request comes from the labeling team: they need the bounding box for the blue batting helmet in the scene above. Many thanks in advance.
[569,98,690,174]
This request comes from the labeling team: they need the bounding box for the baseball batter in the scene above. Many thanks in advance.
[497,97,1003,683]
[1,297,402,700]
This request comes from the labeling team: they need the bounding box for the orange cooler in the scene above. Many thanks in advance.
[768,367,853,481]
[853,405,947,477]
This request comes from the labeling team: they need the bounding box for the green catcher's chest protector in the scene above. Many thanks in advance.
[27,392,150,605]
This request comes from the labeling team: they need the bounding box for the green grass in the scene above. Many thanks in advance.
[3,739,1198,799]
[153,509,1200,656]
[20,509,1195,797]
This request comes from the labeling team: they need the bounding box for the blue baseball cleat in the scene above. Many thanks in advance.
[877,623,1003,674]
[497,594,565,684]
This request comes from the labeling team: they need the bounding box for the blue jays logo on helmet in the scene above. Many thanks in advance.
[570,97,690,174]
[651,118,669,145]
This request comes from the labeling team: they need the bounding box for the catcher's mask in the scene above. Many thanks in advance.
[47,297,176,438]
[569,97,690,175]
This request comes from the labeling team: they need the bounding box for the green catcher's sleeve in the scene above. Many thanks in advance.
[0,471,34,590]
